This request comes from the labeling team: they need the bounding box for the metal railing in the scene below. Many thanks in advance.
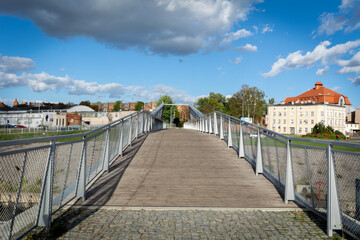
[184,111,360,239]
[0,111,164,239]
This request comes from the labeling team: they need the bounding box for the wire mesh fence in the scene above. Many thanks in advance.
[184,111,360,238]
[0,111,164,239]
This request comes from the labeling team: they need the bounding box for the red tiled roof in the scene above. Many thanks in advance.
[284,82,351,105]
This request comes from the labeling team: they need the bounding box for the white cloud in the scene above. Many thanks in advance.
[332,86,341,91]
[0,0,262,55]
[0,55,35,73]
[262,40,360,78]
[316,66,330,76]
[231,57,242,64]
[0,97,13,106]
[221,29,253,44]
[317,0,360,35]
[236,43,257,52]
[348,76,360,85]
[262,24,273,34]
[337,51,360,74]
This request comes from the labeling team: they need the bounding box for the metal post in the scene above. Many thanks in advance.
[136,114,139,138]
[142,111,145,133]
[356,179,360,221]
[128,116,133,146]
[209,115,212,134]
[327,144,342,236]
[284,139,295,204]
[256,129,263,175]
[220,115,224,140]
[227,117,232,148]
[214,112,218,135]
[202,118,205,132]
[76,136,87,201]
[38,140,55,230]
[103,127,110,172]
[118,120,124,156]
[239,123,245,158]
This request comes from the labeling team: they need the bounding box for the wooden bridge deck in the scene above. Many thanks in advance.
[78,129,296,208]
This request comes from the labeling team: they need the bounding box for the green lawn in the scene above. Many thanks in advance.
[0,130,89,142]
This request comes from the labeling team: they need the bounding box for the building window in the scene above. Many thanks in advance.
[272,126,275,130]
[299,119,302,124]
[290,111,294,116]
[273,112,276,116]
[284,112,286,116]
[321,111,324,116]
[304,120,308,124]
[299,127,302,133]
[305,111,308,117]
[305,128,308,133]
[299,111,303,116]
[291,119,294,124]
[273,119,276,124]
[311,120,314,124]
[311,111,314,117]
[278,112,281,116]
[283,127,286,132]
[283,119,286,124]
[278,119,281,124]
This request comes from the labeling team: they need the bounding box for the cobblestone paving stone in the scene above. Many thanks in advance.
[25,208,349,240]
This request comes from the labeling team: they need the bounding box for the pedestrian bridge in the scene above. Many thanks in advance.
[0,107,359,239]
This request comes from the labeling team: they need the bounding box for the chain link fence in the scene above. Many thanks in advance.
[0,111,164,239]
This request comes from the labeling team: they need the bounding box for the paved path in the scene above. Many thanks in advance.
[27,207,344,239]
[79,129,294,208]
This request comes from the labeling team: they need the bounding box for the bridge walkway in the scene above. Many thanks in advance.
[77,128,295,208]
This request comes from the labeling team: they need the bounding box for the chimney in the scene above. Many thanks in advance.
[315,82,323,90]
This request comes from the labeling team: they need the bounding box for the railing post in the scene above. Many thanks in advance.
[209,115,212,134]
[142,111,145,133]
[76,136,87,201]
[256,129,263,175]
[103,126,110,172]
[238,123,245,158]
[327,144,342,236]
[118,120,124,156]
[227,117,232,148]
[205,116,208,133]
[220,115,224,140]
[202,118,205,132]
[214,112,218,135]
[285,139,295,204]
[38,140,55,230]
[136,114,139,138]
[128,116,133,146]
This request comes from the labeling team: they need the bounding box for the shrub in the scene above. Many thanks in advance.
[324,133,328,137]
[315,133,320,137]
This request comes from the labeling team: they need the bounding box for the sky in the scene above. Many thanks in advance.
[0,0,359,109]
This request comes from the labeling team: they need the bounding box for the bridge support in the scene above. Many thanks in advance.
[76,136,87,201]
[227,118,232,148]
[214,112,218,135]
[327,145,342,236]
[238,123,245,158]
[37,140,55,231]
[285,139,295,204]
[220,115,224,140]
[255,129,263,175]
[208,115,212,134]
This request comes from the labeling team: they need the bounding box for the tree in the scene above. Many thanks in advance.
[195,92,227,114]
[135,101,144,111]
[227,84,267,123]
[156,95,178,124]
[113,100,122,111]
[79,100,91,107]
[268,98,275,105]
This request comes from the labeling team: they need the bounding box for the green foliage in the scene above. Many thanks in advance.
[227,84,267,124]
[112,100,122,111]
[79,100,98,111]
[268,98,275,105]
[312,122,338,136]
[334,130,345,136]
[135,101,144,111]
[195,92,227,114]
[156,95,178,123]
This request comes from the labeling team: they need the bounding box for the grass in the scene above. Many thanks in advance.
[0,130,89,142]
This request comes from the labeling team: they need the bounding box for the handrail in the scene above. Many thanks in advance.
[185,109,360,238]
[0,110,165,239]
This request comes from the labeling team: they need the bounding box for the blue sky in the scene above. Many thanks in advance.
[0,0,359,109]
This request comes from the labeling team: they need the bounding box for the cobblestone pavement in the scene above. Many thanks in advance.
[26,207,349,240]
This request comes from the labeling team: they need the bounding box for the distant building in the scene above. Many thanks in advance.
[346,109,360,136]
[13,98,19,107]
[267,82,351,135]
[176,105,190,122]
[145,102,157,111]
